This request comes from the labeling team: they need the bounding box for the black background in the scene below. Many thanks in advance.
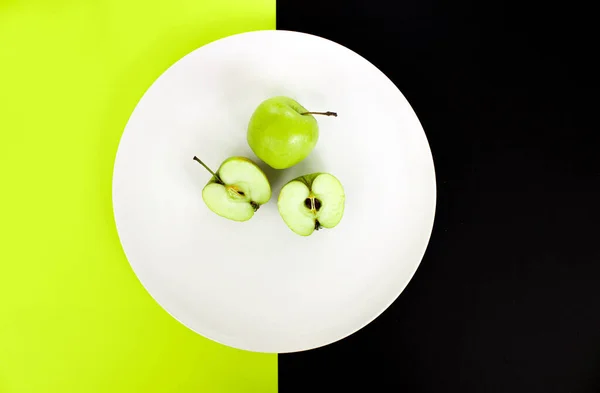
[278,0,599,392]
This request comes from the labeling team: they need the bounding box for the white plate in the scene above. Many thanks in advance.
[112,30,436,353]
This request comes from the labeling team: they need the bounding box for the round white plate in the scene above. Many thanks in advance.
[112,30,436,353]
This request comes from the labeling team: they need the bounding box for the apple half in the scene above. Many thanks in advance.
[277,173,345,236]
[194,156,271,222]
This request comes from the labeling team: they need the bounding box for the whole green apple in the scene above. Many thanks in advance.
[247,96,336,169]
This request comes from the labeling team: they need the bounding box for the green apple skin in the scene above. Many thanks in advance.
[247,96,319,169]
[277,172,345,236]
[199,156,271,222]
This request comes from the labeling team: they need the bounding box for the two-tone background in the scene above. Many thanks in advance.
[1,0,597,392]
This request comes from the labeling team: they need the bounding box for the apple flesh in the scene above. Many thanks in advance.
[247,96,336,169]
[194,156,271,222]
[277,173,345,236]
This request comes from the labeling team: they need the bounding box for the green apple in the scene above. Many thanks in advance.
[277,172,345,236]
[193,156,271,222]
[247,96,337,169]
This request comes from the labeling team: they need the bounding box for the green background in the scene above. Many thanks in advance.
[0,1,277,392]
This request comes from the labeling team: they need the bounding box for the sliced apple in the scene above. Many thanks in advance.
[277,173,345,236]
[194,156,271,222]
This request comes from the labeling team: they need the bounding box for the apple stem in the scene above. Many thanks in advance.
[193,156,224,184]
[300,111,338,117]
[315,220,322,231]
